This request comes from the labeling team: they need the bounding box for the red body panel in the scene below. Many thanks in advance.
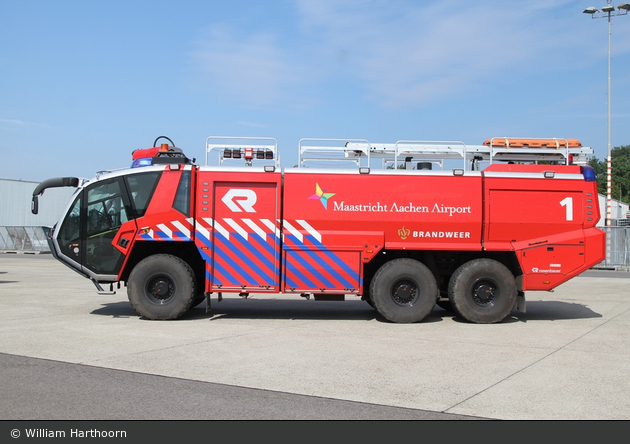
[280,171,483,294]
[282,171,483,250]
[194,169,282,294]
[482,164,605,290]
[114,162,605,296]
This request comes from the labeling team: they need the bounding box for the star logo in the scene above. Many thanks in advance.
[309,183,335,209]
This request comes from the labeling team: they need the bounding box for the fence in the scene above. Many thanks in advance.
[0,226,51,253]
[598,226,630,270]
[1,225,629,269]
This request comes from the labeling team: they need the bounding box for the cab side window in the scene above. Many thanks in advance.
[125,172,161,218]
[173,170,191,216]
[86,180,127,236]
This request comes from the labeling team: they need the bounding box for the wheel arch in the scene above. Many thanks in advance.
[121,241,205,293]
[362,248,522,297]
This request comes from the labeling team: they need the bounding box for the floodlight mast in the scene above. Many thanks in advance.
[583,2,628,229]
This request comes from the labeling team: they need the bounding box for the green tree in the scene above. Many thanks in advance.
[588,145,630,205]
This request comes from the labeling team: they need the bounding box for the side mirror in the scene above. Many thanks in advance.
[31,195,39,215]
[31,177,80,215]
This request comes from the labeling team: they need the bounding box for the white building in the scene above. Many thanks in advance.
[0,178,76,252]
[597,194,630,226]
[0,178,76,226]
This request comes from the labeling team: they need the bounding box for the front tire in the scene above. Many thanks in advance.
[370,258,438,323]
[448,258,517,324]
[127,254,196,320]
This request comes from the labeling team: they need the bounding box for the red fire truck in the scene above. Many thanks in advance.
[32,135,606,324]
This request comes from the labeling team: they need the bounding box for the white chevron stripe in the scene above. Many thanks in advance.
[197,218,214,240]
[224,218,249,239]
[260,219,280,239]
[157,223,172,239]
[242,218,268,240]
[213,220,230,239]
[195,217,289,243]
[295,219,322,243]
[196,223,210,240]
[282,220,303,243]
[172,220,191,239]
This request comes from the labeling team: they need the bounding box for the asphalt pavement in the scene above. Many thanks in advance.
[1,253,629,420]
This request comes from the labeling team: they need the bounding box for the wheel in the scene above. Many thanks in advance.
[191,295,206,308]
[362,276,375,308]
[127,254,196,320]
[448,258,517,324]
[370,258,438,323]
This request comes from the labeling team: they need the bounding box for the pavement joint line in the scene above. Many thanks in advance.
[80,321,327,367]
[443,306,630,414]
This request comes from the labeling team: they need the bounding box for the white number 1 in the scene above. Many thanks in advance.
[560,197,573,221]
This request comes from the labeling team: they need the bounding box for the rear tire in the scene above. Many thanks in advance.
[127,254,196,320]
[448,258,517,324]
[370,258,438,323]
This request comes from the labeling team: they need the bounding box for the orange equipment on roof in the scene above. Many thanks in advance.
[483,138,582,148]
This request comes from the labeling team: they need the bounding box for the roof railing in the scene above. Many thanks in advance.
[206,136,280,168]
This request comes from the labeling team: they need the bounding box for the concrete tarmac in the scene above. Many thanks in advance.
[1,254,629,420]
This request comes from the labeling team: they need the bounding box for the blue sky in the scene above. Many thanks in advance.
[2,0,630,182]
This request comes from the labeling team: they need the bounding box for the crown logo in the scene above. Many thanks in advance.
[398,226,410,240]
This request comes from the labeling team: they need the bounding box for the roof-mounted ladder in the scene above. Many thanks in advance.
[298,137,594,171]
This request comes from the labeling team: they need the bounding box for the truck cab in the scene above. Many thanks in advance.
[32,138,195,293]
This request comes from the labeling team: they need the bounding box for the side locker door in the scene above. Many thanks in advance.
[209,180,281,293]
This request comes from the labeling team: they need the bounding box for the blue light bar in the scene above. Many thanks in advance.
[580,165,597,182]
[131,157,153,168]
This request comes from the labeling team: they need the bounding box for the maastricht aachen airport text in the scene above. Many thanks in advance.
[333,201,472,216]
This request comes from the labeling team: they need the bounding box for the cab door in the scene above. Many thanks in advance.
[83,178,130,277]
[54,177,131,280]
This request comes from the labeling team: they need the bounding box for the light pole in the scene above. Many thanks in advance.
[583,2,630,228]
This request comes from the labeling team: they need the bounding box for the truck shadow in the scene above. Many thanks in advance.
[510,300,602,322]
[91,298,379,322]
[91,298,602,323]
[434,300,602,323]
[0,271,17,284]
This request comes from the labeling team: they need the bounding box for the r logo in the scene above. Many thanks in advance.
[222,189,257,213]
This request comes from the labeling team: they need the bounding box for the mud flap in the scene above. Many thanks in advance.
[206,292,223,315]
[516,291,526,313]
